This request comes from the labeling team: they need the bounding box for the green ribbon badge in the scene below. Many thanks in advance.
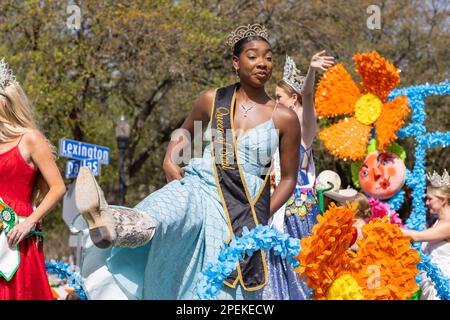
[0,199,17,235]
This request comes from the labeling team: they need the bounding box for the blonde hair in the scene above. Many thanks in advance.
[0,81,56,205]
[277,79,302,105]
[353,192,371,218]
[427,185,450,205]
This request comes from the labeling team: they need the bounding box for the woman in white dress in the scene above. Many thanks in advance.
[402,169,450,300]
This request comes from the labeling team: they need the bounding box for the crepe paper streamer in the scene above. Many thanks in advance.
[195,225,301,300]
[388,188,405,211]
[45,260,87,300]
[417,251,450,300]
[387,82,450,230]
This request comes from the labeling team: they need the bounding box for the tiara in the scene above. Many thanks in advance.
[226,24,269,49]
[427,169,450,188]
[283,55,306,94]
[0,59,16,90]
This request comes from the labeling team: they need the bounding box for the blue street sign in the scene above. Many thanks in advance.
[59,138,110,165]
[65,159,101,179]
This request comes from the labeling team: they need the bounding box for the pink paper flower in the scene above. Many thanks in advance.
[366,197,404,228]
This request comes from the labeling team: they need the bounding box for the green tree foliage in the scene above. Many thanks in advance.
[0,0,448,258]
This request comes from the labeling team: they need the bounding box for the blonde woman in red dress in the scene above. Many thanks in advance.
[0,59,66,299]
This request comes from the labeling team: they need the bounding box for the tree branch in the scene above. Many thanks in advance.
[128,78,174,155]
[129,118,184,177]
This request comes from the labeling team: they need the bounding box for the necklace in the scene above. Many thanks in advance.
[240,102,255,117]
[239,91,257,117]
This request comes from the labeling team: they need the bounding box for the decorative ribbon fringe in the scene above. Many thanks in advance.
[45,260,87,300]
[195,225,300,300]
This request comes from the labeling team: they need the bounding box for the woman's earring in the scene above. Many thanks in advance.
[235,68,239,77]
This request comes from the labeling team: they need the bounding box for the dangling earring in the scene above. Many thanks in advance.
[235,68,239,77]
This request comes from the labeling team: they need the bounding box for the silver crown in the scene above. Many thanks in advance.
[283,55,305,94]
[0,59,16,90]
[427,169,450,188]
[226,24,269,49]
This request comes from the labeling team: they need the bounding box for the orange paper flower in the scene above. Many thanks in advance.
[297,204,420,300]
[350,217,420,300]
[316,51,410,160]
[296,203,356,300]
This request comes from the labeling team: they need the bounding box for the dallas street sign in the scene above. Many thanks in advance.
[65,159,101,179]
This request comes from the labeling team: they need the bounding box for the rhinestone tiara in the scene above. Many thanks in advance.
[226,24,269,49]
[0,58,16,90]
[427,169,450,188]
[283,55,306,94]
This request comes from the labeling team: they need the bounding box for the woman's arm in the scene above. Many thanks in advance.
[270,106,301,216]
[300,51,335,148]
[8,130,66,246]
[402,221,450,242]
[299,65,317,149]
[163,88,214,182]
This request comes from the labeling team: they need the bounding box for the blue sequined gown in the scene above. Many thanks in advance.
[261,145,320,300]
[74,119,278,300]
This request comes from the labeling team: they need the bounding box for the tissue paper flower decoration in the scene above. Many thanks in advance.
[316,51,410,161]
[327,274,364,300]
[297,203,420,300]
[296,203,356,299]
[365,196,404,227]
[351,216,420,300]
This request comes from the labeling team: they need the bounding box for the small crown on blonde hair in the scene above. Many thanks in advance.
[226,24,269,49]
[0,59,16,90]
[427,169,450,188]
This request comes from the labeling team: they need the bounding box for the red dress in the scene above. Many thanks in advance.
[0,144,53,300]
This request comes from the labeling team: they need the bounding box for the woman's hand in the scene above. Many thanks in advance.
[7,218,36,246]
[310,50,335,71]
[163,159,184,182]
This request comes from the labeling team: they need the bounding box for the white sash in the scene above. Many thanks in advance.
[0,230,20,281]
[0,202,29,281]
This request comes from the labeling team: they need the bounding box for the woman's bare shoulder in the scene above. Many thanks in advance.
[22,129,48,151]
[193,88,216,117]
[438,220,450,231]
[273,102,300,128]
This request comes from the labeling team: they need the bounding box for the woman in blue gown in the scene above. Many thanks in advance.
[73,25,302,300]
[261,51,335,300]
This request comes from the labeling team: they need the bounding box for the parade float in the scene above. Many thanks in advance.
[195,51,449,300]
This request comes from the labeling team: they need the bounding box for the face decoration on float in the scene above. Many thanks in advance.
[358,151,406,200]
